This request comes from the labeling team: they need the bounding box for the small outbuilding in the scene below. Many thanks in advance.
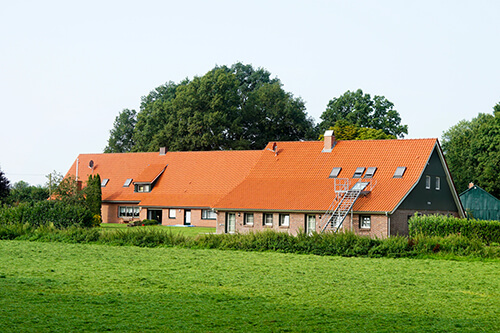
[459,184,500,221]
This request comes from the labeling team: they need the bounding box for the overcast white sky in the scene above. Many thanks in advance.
[1,0,499,186]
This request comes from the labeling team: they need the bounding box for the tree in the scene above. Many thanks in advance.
[319,89,408,138]
[104,109,137,153]
[0,167,10,204]
[320,119,396,141]
[45,170,63,197]
[7,181,49,205]
[442,104,500,198]
[107,63,317,152]
[84,174,102,226]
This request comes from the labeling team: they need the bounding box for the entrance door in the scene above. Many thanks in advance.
[306,214,316,235]
[226,212,236,234]
[184,210,191,225]
[148,210,162,224]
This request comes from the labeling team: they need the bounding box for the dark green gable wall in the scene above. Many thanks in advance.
[398,147,459,212]
[460,186,500,221]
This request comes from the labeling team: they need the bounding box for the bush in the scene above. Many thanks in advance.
[409,214,500,244]
[128,219,160,227]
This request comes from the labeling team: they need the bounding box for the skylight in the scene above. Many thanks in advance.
[353,167,365,178]
[123,178,133,187]
[101,178,109,187]
[364,167,377,178]
[393,167,406,178]
[329,167,342,178]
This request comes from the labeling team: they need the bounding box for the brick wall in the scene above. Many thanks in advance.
[160,208,217,227]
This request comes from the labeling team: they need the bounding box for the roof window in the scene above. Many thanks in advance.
[329,167,342,178]
[364,167,377,178]
[393,167,406,178]
[353,167,365,178]
[101,178,109,187]
[123,178,133,187]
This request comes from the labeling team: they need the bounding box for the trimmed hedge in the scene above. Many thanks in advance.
[408,214,500,244]
[0,201,93,229]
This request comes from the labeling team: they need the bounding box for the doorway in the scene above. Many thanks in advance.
[226,212,236,234]
[306,214,316,235]
[148,209,162,224]
[184,209,191,225]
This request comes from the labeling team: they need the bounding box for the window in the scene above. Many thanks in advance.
[202,209,216,220]
[244,213,254,225]
[329,167,342,178]
[435,177,441,190]
[279,214,290,227]
[169,209,176,219]
[393,167,406,178]
[353,167,365,178]
[425,175,431,189]
[119,206,140,218]
[360,215,371,229]
[364,167,377,178]
[101,178,109,187]
[135,184,151,193]
[264,213,273,226]
[123,178,133,187]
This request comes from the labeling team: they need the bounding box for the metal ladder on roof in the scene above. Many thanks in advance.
[320,179,374,233]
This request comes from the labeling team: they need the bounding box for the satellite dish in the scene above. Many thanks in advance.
[89,160,94,169]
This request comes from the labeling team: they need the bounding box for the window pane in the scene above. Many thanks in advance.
[123,178,133,187]
[245,213,254,225]
[353,167,365,178]
[329,167,342,178]
[360,216,371,229]
[264,213,273,226]
[426,175,431,189]
[280,214,290,226]
[393,167,406,178]
[436,177,440,190]
[169,209,176,218]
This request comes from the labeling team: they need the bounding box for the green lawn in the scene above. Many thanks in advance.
[99,223,215,236]
[0,241,499,332]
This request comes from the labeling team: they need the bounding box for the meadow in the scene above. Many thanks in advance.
[0,240,499,332]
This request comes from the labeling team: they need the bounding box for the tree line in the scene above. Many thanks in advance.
[104,63,408,153]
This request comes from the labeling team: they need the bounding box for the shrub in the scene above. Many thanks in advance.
[409,214,500,244]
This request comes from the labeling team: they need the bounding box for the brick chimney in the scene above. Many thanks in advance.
[322,130,336,152]
[159,147,167,156]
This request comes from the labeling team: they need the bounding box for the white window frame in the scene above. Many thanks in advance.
[435,177,440,190]
[264,213,273,226]
[425,175,431,190]
[360,215,371,229]
[119,206,140,218]
[279,214,290,227]
[201,209,216,220]
[168,209,176,219]
[244,213,254,225]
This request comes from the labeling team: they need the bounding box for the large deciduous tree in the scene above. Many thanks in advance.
[442,104,500,198]
[106,63,317,153]
[319,89,408,138]
[104,109,137,153]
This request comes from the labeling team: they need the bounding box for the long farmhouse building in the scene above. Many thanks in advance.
[64,131,464,237]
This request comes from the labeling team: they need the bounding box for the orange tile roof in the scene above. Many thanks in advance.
[65,150,262,208]
[214,139,438,213]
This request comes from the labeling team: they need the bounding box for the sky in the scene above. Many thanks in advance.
[1,0,499,186]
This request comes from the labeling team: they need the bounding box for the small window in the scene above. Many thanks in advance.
[393,167,406,178]
[135,184,151,193]
[364,167,377,178]
[436,177,440,190]
[425,176,431,190]
[360,215,371,229]
[279,214,290,227]
[329,167,342,178]
[101,178,109,187]
[123,178,133,187]
[169,209,176,219]
[202,209,216,220]
[264,213,273,226]
[244,213,254,225]
[353,167,365,178]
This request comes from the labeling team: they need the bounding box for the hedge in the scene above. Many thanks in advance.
[0,201,93,229]
[408,214,500,244]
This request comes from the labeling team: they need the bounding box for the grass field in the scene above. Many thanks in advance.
[0,241,499,332]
